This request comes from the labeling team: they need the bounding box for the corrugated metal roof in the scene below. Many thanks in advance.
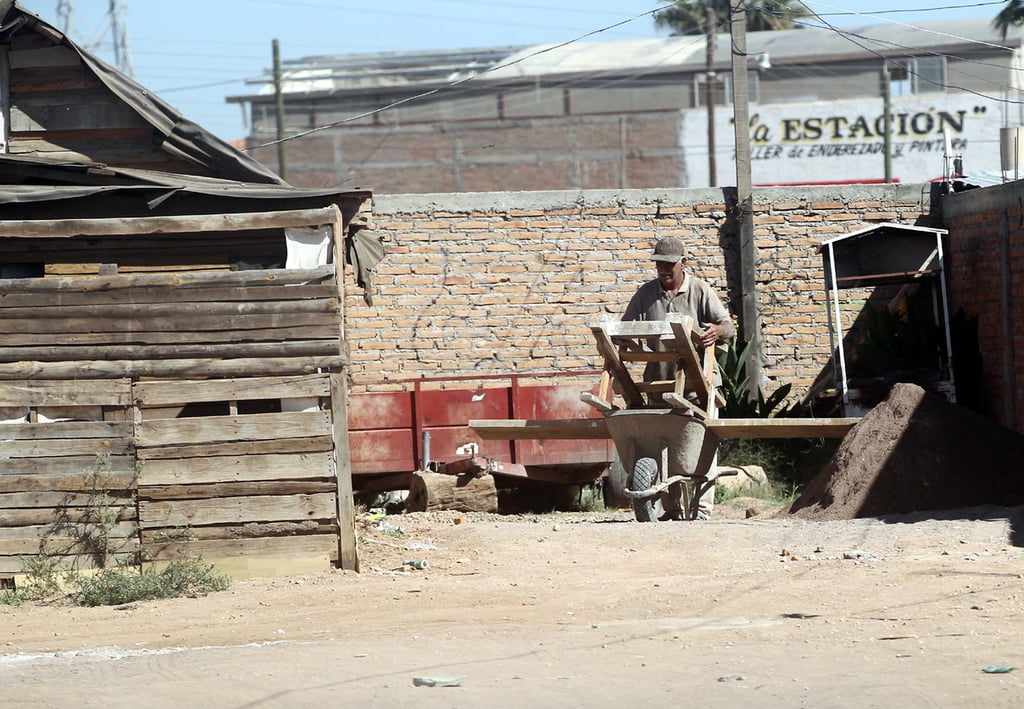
[236,18,1022,98]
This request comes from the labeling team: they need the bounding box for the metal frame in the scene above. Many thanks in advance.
[820,222,955,412]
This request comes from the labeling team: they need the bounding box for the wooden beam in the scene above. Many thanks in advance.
[707,418,859,439]
[471,418,611,440]
[470,417,860,440]
[590,324,645,408]
[0,208,340,238]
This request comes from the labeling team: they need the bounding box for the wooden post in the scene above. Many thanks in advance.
[329,205,357,571]
[330,372,357,571]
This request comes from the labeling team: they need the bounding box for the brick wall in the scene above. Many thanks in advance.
[344,185,934,401]
[942,179,1024,434]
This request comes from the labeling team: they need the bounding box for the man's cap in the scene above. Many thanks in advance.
[651,237,686,262]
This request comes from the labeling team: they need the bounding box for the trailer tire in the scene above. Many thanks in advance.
[603,453,630,510]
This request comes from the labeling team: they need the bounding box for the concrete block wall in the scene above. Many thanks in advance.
[344,185,933,401]
[253,113,682,195]
[942,179,1024,434]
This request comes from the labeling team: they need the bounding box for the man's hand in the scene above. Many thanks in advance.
[700,323,726,347]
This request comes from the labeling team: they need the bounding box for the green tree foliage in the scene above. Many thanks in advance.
[654,0,813,36]
[993,0,1024,39]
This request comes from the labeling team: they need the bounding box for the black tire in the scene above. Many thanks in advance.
[629,456,659,523]
[603,453,630,510]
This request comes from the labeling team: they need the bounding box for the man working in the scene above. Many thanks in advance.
[622,236,734,519]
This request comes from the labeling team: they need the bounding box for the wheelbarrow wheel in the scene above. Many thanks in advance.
[629,456,659,523]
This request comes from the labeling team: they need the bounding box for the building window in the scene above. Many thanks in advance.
[887,56,946,96]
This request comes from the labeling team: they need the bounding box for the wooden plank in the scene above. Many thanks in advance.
[0,506,137,527]
[0,208,340,238]
[0,310,338,334]
[0,455,136,476]
[0,380,132,407]
[139,481,338,501]
[140,520,334,543]
[0,521,138,542]
[136,436,334,461]
[0,469,137,493]
[0,551,137,574]
[0,490,134,508]
[136,411,332,448]
[0,339,342,362]
[707,418,859,439]
[590,324,645,408]
[0,284,339,309]
[0,324,339,348]
[0,297,338,320]
[595,319,678,338]
[661,393,707,419]
[471,418,611,440]
[0,536,139,556]
[0,266,335,293]
[139,493,337,527]
[331,371,358,572]
[139,451,335,485]
[579,391,615,413]
[135,374,330,407]
[141,535,336,565]
[0,438,133,457]
[668,317,709,408]
[0,420,132,439]
[470,417,860,440]
[0,356,347,380]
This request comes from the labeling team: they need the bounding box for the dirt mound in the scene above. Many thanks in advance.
[787,383,1024,519]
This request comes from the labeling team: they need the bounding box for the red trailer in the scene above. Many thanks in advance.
[348,372,614,492]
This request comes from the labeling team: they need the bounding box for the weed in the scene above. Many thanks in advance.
[71,559,230,607]
[3,454,229,608]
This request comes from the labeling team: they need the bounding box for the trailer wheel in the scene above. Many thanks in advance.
[603,453,630,510]
[629,456,658,523]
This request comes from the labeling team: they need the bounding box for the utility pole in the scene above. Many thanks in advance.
[273,39,287,180]
[882,62,893,183]
[730,0,763,395]
[56,0,72,34]
[705,4,716,187]
[107,0,133,77]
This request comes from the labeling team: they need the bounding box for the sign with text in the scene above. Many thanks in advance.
[679,94,1004,186]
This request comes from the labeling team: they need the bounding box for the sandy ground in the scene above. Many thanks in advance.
[2,499,1024,708]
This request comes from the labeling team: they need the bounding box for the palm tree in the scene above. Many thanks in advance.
[993,0,1024,39]
[654,0,812,36]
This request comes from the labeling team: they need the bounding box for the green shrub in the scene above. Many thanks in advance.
[71,559,230,607]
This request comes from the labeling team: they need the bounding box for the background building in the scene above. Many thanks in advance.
[232,19,1024,193]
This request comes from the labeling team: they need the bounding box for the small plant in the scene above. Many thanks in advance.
[0,555,65,605]
[71,558,230,607]
[3,454,229,608]
[716,336,803,419]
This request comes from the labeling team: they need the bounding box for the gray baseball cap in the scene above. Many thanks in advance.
[651,237,686,262]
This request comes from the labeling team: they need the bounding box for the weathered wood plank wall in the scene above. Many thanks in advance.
[0,380,137,574]
[0,255,354,576]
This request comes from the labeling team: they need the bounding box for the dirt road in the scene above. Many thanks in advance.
[3,501,1023,707]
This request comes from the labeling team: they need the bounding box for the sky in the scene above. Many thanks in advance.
[16,0,1015,143]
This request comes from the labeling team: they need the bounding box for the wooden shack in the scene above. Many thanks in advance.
[0,3,376,578]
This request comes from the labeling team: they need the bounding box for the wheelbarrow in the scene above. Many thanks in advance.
[604,409,733,521]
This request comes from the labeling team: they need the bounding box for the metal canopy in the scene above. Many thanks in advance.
[819,222,955,411]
